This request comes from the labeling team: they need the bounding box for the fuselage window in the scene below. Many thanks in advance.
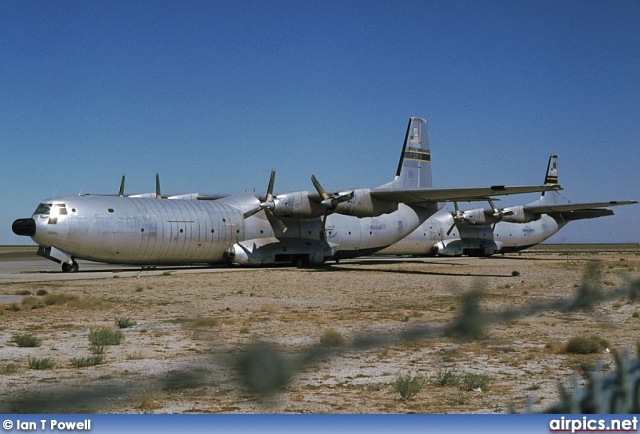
[108,209,114,213]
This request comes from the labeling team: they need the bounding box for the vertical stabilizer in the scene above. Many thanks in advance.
[377,116,432,190]
[544,154,558,186]
[529,154,559,206]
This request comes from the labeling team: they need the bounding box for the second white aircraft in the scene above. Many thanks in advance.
[377,154,637,257]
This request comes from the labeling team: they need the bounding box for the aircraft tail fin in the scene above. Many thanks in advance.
[377,116,432,190]
[529,154,560,206]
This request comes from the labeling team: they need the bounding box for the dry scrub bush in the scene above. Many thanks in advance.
[320,329,346,347]
[565,336,610,354]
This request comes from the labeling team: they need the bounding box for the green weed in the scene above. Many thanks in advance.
[12,333,42,347]
[462,372,492,391]
[28,357,54,370]
[392,372,423,400]
[70,355,104,368]
[434,369,462,387]
[88,328,124,346]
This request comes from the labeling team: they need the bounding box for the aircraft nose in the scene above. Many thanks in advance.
[12,218,36,237]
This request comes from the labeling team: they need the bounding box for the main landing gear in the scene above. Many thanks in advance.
[61,261,79,273]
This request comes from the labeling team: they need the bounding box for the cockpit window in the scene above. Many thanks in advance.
[34,203,52,215]
[34,203,67,216]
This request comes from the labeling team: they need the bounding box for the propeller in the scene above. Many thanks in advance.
[488,199,513,231]
[242,169,287,233]
[446,202,463,236]
[446,200,515,236]
[310,175,354,240]
[311,175,355,210]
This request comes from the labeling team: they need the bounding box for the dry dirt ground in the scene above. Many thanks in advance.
[0,245,639,414]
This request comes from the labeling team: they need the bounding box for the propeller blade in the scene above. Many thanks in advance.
[266,169,276,202]
[265,208,287,233]
[119,174,125,197]
[336,190,355,203]
[155,173,162,199]
[312,175,354,209]
[447,202,460,235]
[242,207,263,220]
[311,175,330,200]
[446,222,457,236]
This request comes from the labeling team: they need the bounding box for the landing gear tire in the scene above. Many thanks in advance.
[62,261,79,273]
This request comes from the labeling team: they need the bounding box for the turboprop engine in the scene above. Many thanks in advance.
[244,171,399,223]
[267,188,397,218]
[455,207,499,225]
[500,206,538,223]
[446,200,539,235]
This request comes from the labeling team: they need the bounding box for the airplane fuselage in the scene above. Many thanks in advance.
[24,193,434,266]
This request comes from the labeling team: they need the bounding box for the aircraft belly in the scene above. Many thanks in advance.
[376,229,435,255]
[327,203,427,258]
[494,215,560,249]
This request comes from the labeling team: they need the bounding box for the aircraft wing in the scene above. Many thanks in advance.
[369,184,562,204]
[523,200,638,214]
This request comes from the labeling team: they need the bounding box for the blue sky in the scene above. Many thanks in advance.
[2,0,639,245]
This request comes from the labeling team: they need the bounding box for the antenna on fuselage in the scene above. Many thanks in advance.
[155,173,162,199]
[119,174,126,197]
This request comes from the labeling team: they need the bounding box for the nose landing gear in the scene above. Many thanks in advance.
[61,261,79,273]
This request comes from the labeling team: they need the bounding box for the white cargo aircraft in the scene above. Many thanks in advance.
[377,154,637,257]
[12,117,559,272]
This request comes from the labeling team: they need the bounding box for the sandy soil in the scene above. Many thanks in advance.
[0,246,639,414]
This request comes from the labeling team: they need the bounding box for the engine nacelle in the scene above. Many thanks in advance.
[271,189,397,218]
[458,208,497,225]
[501,206,538,223]
[432,239,500,257]
[270,192,327,218]
[223,237,336,266]
[332,189,398,217]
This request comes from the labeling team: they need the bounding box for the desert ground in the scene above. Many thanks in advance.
[0,245,639,414]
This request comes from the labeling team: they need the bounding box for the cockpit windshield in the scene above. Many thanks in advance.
[34,203,67,216]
